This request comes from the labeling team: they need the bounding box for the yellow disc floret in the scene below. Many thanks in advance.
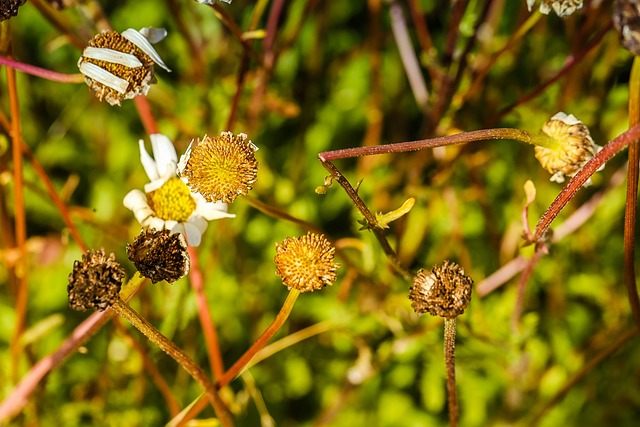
[146,177,196,222]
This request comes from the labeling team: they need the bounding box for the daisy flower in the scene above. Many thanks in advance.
[123,134,234,247]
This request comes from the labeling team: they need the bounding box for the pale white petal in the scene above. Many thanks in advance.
[144,178,169,193]
[164,220,179,231]
[133,206,155,223]
[177,140,195,174]
[183,222,204,247]
[139,139,160,182]
[79,62,129,94]
[187,215,208,233]
[539,3,551,14]
[150,134,178,179]
[196,202,236,221]
[146,217,166,230]
[123,189,148,210]
[121,28,171,72]
[139,27,167,44]
[526,0,535,12]
[82,47,143,68]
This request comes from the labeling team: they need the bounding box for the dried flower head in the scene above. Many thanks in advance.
[274,232,340,293]
[526,0,583,17]
[77,28,170,106]
[0,0,26,21]
[534,112,603,185]
[409,260,473,319]
[127,228,190,284]
[614,0,640,56]
[68,249,125,311]
[178,132,259,204]
[124,134,235,247]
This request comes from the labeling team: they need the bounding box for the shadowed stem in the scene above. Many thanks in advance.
[534,123,640,241]
[217,289,300,387]
[444,318,458,427]
[624,57,640,327]
[0,55,85,83]
[187,246,225,380]
[110,298,234,427]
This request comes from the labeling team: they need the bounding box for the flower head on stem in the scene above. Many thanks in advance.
[127,228,190,284]
[67,249,125,311]
[123,134,235,247]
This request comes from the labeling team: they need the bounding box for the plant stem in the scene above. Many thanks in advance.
[110,298,234,427]
[218,289,300,387]
[444,318,458,427]
[624,57,640,327]
[0,55,85,83]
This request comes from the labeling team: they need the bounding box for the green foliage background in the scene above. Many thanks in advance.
[1,0,639,426]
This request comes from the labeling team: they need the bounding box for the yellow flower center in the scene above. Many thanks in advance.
[146,177,196,222]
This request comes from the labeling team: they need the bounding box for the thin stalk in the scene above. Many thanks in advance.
[110,298,234,427]
[444,318,458,427]
[534,124,640,241]
[624,57,640,327]
[511,247,545,331]
[7,61,27,384]
[0,273,146,423]
[218,289,301,387]
[187,246,225,380]
[0,55,85,83]
[134,96,160,135]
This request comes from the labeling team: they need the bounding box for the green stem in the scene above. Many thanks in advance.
[444,318,458,427]
[218,289,300,387]
[110,299,234,427]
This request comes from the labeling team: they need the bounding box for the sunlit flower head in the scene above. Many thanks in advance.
[0,0,26,21]
[123,134,235,247]
[409,260,473,319]
[77,28,171,106]
[68,249,125,311]
[274,232,340,293]
[534,112,603,185]
[526,0,583,17]
[127,228,190,284]
[178,132,259,203]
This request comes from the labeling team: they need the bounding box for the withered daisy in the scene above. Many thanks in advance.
[526,0,583,17]
[68,249,125,311]
[127,228,190,284]
[274,232,340,293]
[177,132,259,204]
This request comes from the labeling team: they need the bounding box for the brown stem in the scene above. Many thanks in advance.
[624,57,640,327]
[218,289,300,387]
[444,318,458,427]
[110,298,234,427]
[534,123,640,241]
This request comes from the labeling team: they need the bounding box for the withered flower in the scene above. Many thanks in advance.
[68,249,125,311]
[409,260,473,319]
[526,0,583,17]
[127,228,190,284]
[614,0,640,56]
[178,132,259,204]
[274,233,340,293]
[0,0,26,21]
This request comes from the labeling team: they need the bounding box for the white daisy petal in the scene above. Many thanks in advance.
[139,27,167,44]
[147,217,166,230]
[82,47,143,68]
[187,215,208,233]
[79,62,130,94]
[150,134,178,179]
[139,139,160,182]
[144,178,169,193]
[183,222,204,247]
[177,140,195,173]
[164,220,179,231]
[121,28,171,72]
[123,189,148,210]
[197,203,236,221]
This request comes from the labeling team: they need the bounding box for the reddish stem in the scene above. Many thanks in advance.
[134,97,160,135]
[0,55,85,83]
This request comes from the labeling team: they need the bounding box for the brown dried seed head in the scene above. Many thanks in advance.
[68,249,125,311]
[127,228,190,284]
[534,112,601,183]
[614,0,640,56]
[0,0,26,21]
[274,232,340,293]
[179,132,259,203]
[409,260,473,319]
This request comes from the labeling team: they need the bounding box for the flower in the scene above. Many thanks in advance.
[534,112,603,185]
[526,0,583,17]
[77,28,171,106]
[68,249,125,311]
[177,132,259,203]
[127,228,190,284]
[123,134,235,247]
[274,232,340,293]
[0,0,26,22]
[409,260,473,319]
[614,0,640,56]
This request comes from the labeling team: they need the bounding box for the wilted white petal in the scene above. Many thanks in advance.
[188,215,208,233]
[122,28,171,72]
[82,47,143,68]
[197,202,236,220]
[139,27,167,44]
[150,134,178,179]
[183,222,204,247]
[146,217,166,230]
[144,178,168,193]
[79,62,129,94]
[123,189,148,210]
[527,0,535,11]
[139,139,160,182]
[177,140,195,173]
